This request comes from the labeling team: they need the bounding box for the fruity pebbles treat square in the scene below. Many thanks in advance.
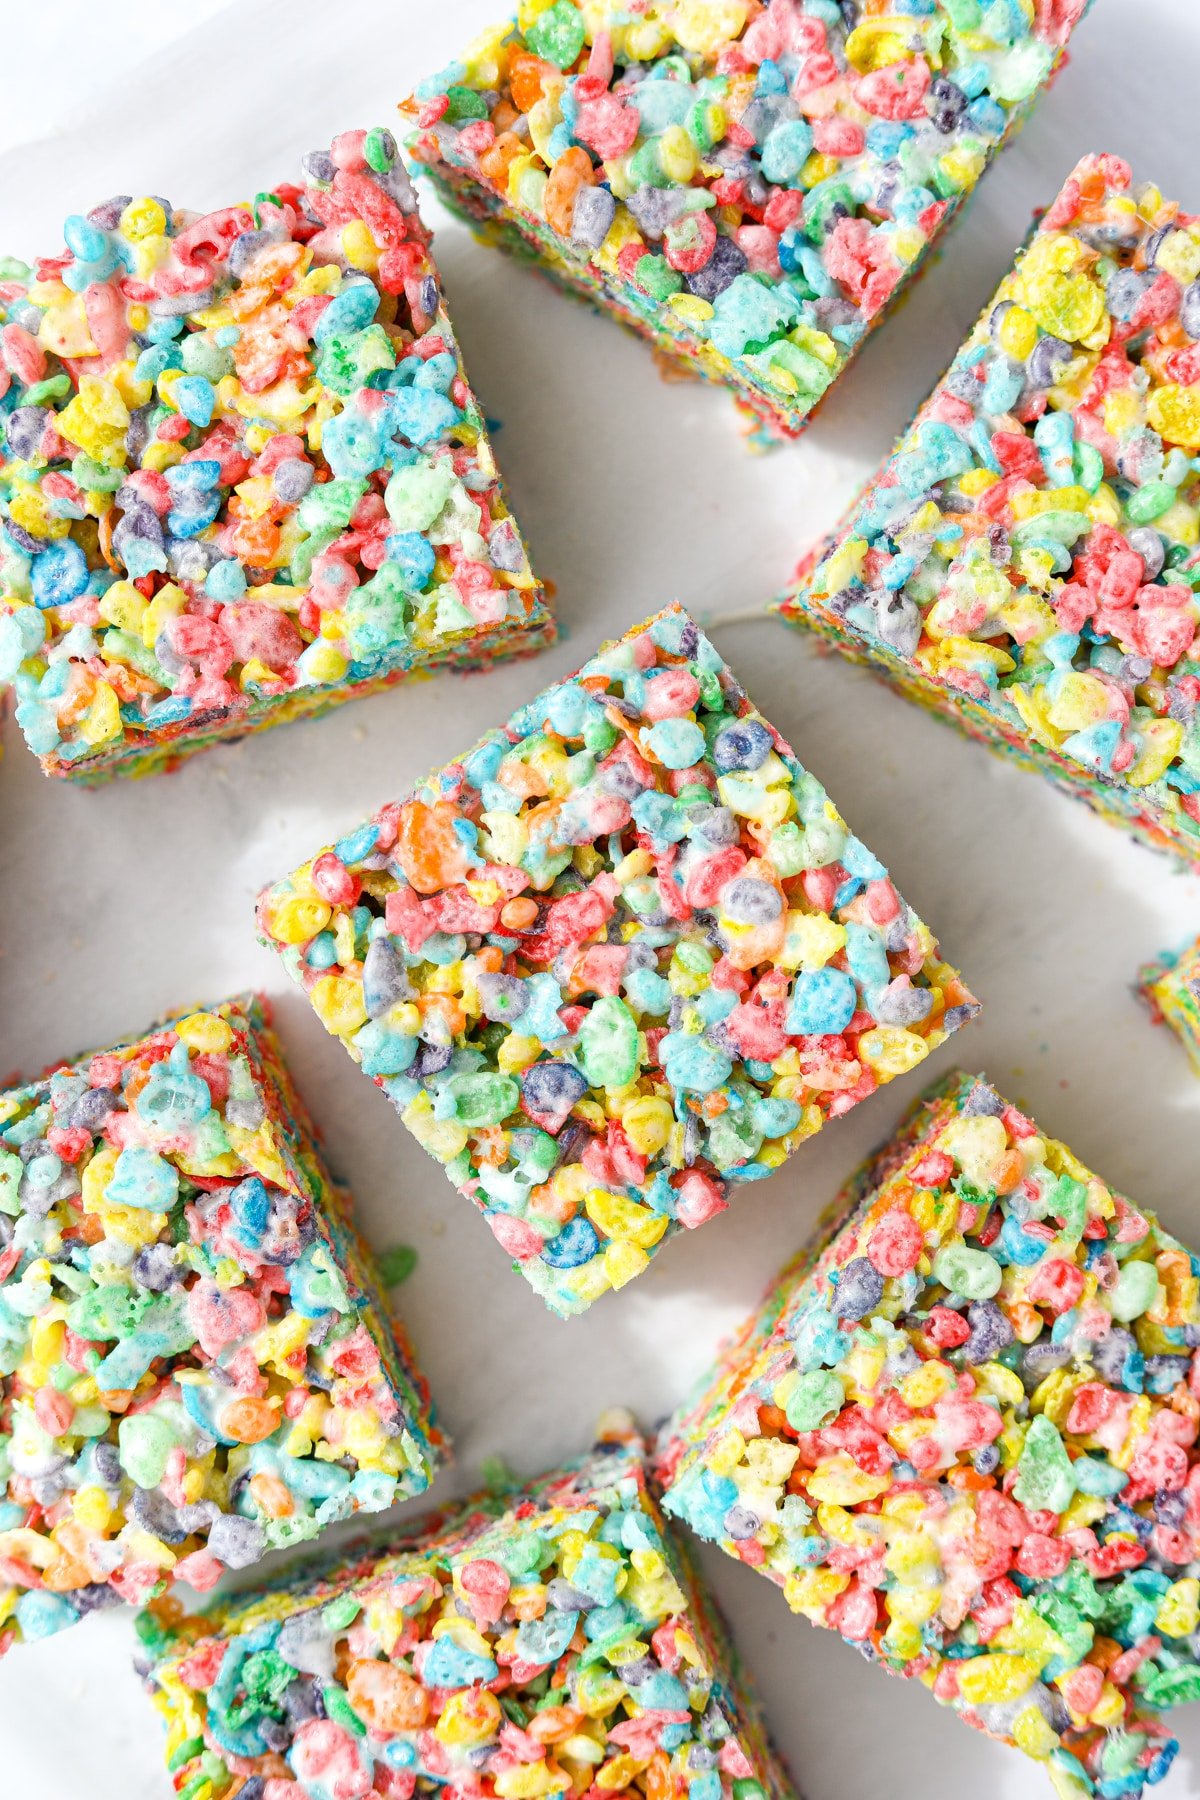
[0,994,445,1651]
[1139,934,1200,1079]
[405,0,1090,447]
[655,1070,1200,1799]
[778,154,1200,862]
[136,1415,796,1800]
[257,602,978,1319]
[0,127,549,784]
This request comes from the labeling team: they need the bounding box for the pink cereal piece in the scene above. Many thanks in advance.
[459,1557,511,1626]
[853,57,931,121]
[1,322,45,385]
[488,1214,544,1261]
[674,1169,727,1229]
[1026,1257,1086,1314]
[173,1551,226,1595]
[186,1278,267,1358]
[641,669,701,719]
[867,1206,923,1276]
[33,1388,74,1435]
[311,851,362,907]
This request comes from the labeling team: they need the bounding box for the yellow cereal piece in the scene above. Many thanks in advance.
[71,1485,114,1533]
[857,1027,929,1077]
[98,580,148,635]
[973,1361,1025,1408]
[603,1237,651,1289]
[667,293,715,326]
[938,1113,1007,1188]
[1148,382,1200,450]
[670,0,750,57]
[957,1654,1040,1707]
[140,582,188,648]
[901,1359,954,1409]
[779,911,846,972]
[1007,682,1067,751]
[267,893,332,945]
[1156,1579,1200,1639]
[1154,499,1199,546]
[845,21,911,71]
[621,1096,674,1156]
[496,1032,542,1075]
[959,466,1000,498]
[121,197,168,240]
[1012,1704,1059,1760]
[8,482,70,542]
[585,1189,668,1247]
[38,295,99,360]
[78,681,122,747]
[936,145,986,196]
[1092,1683,1127,1728]
[791,322,838,369]
[301,641,350,684]
[882,1616,927,1660]
[998,305,1039,360]
[495,1763,569,1799]
[174,1012,235,1054]
[56,375,129,463]
[657,125,698,184]
[309,974,368,1037]
[784,1566,850,1620]
[801,152,841,191]
[818,537,868,596]
[806,1453,892,1506]
[341,219,380,271]
[1126,718,1184,788]
[1046,672,1111,733]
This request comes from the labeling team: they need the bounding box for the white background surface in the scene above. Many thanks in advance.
[1,3,1199,1796]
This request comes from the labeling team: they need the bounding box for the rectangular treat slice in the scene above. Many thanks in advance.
[405,1,1090,447]
[655,1070,1200,1798]
[257,601,978,1317]
[778,153,1200,861]
[137,1417,797,1800]
[0,994,445,1650]
[1139,934,1200,1077]
[0,127,550,784]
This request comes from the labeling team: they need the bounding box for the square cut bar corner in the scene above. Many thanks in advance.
[0,994,444,1650]
[779,153,1200,861]
[0,128,549,783]
[136,1415,798,1800]
[655,1069,1200,1800]
[257,602,978,1318]
[1139,933,1200,1079]
[405,0,1091,447]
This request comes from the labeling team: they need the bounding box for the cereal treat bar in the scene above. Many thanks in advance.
[0,127,549,783]
[137,1417,797,1800]
[257,602,978,1317]
[1139,934,1200,1078]
[778,155,1200,861]
[0,995,445,1649]
[656,1070,1200,1799]
[406,0,1090,446]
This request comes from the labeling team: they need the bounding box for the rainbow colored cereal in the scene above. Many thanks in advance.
[256,603,978,1317]
[0,995,444,1650]
[1138,935,1200,1079]
[0,128,549,783]
[136,1417,796,1800]
[655,1070,1200,1798]
[406,0,1090,445]
[778,154,1200,861]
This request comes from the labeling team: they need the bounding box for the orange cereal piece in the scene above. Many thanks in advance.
[544,147,593,238]
[397,800,471,893]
